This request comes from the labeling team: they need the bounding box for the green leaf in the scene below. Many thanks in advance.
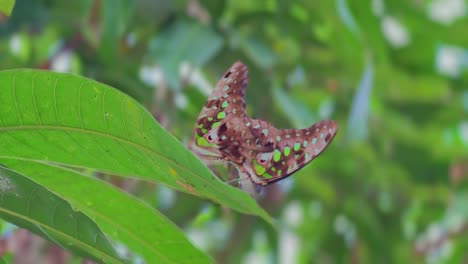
[347,58,373,141]
[148,20,223,89]
[1,159,211,263]
[0,69,272,224]
[0,0,14,17]
[336,0,361,37]
[240,37,275,69]
[227,0,276,13]
[272,83,316,128]
[98,0,133,62]
[0,165,122,263]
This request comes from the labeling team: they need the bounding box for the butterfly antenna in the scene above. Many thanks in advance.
[224,178,241,185]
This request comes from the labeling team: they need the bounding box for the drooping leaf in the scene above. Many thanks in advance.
[0,69,272,224]
[0,165,123,263]
[1,159,211,263]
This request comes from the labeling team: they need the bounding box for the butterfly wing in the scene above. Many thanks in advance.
[241,120,338,185]
[189,62,249,160]
[190,61,338,188]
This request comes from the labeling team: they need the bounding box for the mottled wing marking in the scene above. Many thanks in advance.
[190,61,338,188]
[189,62,248,159]
[243,120,337,185]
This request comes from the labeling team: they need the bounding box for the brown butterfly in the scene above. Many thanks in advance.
[190,62,337,194]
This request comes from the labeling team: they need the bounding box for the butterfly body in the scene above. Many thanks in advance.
[190,62,337,189]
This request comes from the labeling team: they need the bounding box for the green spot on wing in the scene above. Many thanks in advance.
[284,147,291,157]
[221,101,229,108]
[273,149,281,162]
[312,138,317,144]
[293,142,300,151]
[263,173,273,179]
[217,111,226,119]
[223,85,229,91]
[197,137,211,147]
[253,160,266,175]
[212,122,220,128]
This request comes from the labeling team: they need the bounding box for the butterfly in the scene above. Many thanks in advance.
[189,62,337,195]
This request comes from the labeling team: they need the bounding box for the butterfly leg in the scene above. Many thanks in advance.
[193,154,225,161]
[235,167,263,199]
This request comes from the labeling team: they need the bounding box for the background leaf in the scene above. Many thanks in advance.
[148,20,223,90]
[0,0,15,17]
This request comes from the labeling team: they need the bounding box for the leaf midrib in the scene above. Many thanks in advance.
[35,160,184,263]
[0,124,255,213]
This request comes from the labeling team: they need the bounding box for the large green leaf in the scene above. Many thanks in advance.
[0,69,271,224]
[0,165,122,263]
[1,159,211,263]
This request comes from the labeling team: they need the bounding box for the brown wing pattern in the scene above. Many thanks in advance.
[242,120,337,185]
[190,61,338,187]
[189,62,249,159]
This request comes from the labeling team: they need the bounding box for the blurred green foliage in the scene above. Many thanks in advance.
[0,0,467,263]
